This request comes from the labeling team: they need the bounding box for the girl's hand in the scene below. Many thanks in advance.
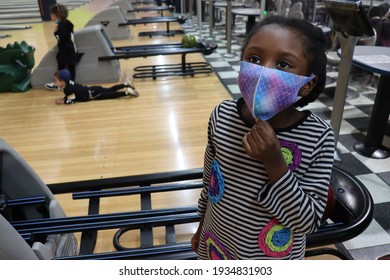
[191,216,204,253]
[242,119,288,183]
[242,119,280,162]
[55,98,64,105]
[191,231,201,253]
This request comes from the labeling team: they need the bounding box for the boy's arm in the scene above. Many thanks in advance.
[63,84,76,104]
[55,98,65,105]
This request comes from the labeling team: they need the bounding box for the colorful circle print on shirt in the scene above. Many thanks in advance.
[203,231,232,260]
[279,139,301,171]
[208,159,224,203]
[258,218,293,257]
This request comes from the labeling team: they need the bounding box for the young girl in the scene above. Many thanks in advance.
[54,69,139,105]
[45,4,79,90]
[191,16,335,259]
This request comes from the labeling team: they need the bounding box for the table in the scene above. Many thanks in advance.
[361,0,387,8]
[231,8,262,34]
[212,1,249,26]
[351,46,390,159]
[213,1,249,10]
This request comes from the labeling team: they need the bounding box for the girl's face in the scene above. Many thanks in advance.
[242,25,310,77]
[50,13,58,21]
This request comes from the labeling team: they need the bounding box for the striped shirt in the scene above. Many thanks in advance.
[197,98,335,260]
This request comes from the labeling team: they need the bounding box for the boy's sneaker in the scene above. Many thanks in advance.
[124,78,135,90]
[45,82,59,91]
[125,87,139,97]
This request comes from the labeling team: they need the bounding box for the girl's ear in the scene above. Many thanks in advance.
[299,76,318,97]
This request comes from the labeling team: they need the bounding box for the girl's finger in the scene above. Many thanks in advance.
[242,133,253,155]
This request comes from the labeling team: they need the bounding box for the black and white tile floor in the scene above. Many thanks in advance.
[182,16,390,260]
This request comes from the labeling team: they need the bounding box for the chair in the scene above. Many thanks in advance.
[305,165,374,259]
[287,1,304,19]
[0,135,374,260]
[0,138,78,260]
[323,0,376,101]
[288,10,304,19]
[289,1,302,13]
[369,3,390,47]
[275,0,292,17]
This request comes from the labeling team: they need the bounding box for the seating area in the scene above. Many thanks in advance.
[0,0,389,262]
[0,138,374,259]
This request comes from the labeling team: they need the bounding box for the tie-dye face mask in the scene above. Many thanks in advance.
[237,61,315,121]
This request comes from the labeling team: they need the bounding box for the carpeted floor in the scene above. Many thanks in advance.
[182,15,390,260]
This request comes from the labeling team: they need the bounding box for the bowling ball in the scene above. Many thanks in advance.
[182,34,197,48]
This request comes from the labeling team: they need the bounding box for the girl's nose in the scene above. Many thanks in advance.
[261,60,275,69]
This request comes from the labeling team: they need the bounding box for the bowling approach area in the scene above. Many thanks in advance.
[0,0,230,259]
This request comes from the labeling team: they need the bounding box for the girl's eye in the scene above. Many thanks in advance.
[277,61,292,69]
[247,56,261,65]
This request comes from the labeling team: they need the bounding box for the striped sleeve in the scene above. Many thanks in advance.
[197,104,219,216]
[258,118,335,234]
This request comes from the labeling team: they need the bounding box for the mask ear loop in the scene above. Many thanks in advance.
[297,73,317,99]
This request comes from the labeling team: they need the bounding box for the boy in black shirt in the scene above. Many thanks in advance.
[54,69,139,105]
